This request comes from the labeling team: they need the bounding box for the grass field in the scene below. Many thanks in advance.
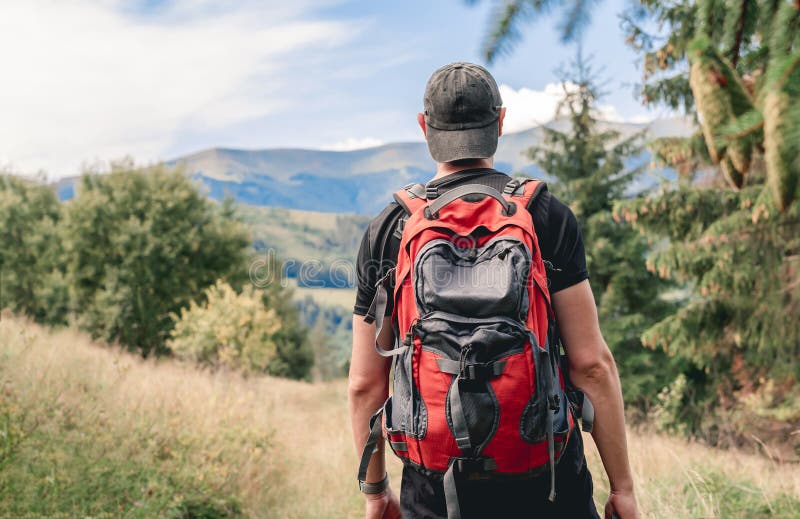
[1,317,798,518]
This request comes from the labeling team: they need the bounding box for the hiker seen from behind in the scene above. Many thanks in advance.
[349,62,639,519]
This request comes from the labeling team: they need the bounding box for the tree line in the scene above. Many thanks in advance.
[0,163,312,379]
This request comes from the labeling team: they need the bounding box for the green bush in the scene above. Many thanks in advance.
[0,175,69,324]
[63,163,250,355]
[169,281,311,378]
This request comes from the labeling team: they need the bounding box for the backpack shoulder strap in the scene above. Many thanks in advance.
[365,183,428,350]
[393,183,427,214]
[503,177,548,209]
[509,178,566,263]
[392,183,428,240]
[505,178,555,317]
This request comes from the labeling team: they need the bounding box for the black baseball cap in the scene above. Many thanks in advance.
[423,62,503,163]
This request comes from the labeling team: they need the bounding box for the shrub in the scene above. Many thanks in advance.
[0,175,69,324]
[651,373,691,436]
[169,281,311,378]
[63,163,250,355]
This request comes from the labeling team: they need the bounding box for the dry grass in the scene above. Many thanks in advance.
[585,425,800,517]
[1,317,798,518]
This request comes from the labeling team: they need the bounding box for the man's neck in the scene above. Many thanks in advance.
[433,158,494,180]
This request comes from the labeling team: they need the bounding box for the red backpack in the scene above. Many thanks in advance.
[358,178,580,518]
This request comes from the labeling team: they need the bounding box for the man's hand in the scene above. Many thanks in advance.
[605,488,639,519]
[365,487,402,519]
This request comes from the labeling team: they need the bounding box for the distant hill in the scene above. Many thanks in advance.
[55,118,693,214]
[239,204,367,265]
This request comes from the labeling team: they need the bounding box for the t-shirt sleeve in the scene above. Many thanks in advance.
[353,227,376,316]
[353,204,401,318]
[540,194,589,293]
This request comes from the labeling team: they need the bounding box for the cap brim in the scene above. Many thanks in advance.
[425,120,499,163]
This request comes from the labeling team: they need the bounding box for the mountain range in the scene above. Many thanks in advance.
[55,118,693,215]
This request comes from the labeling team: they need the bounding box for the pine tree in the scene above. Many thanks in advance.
[528,57,678,409]
[468,0,598,60]
[617,0,800,436]
[475,0,800,436]
[623,0,800,206]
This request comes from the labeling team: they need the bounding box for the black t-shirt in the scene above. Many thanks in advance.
[353,168,589,318]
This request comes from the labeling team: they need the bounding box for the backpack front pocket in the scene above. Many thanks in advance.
[390,342,426,439]
[414,313,531,459]
[414,238,531,319]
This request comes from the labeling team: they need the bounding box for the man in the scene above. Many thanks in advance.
[349,62,639,519]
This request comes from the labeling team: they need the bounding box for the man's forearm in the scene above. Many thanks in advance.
[349,315,394,485]
[573,352,634,492]
[348,381,389,483]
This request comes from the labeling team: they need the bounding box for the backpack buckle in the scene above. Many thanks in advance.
[456,361,506,381]
[462,364,477,381]
[503,178,521,195]
[454,457,497,475]
[426,184,439,200]
[404,183,426,199]
[504,178,530,197]
[392,215,407,240]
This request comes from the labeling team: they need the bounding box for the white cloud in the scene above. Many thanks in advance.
[595,104,624,122]
[499,83,573,133]
[499,83,653,132]
[0,1,352,178]
[627,113,655,124]
[321,137,386,151]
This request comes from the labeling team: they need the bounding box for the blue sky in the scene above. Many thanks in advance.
[0,0,668,179]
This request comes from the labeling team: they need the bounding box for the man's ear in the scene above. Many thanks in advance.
[498,107,507,136]
[417,112,427,137]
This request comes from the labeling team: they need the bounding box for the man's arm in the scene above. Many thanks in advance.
[552,280,639,519]
[348,315,401,518]
[348,316,392,482]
